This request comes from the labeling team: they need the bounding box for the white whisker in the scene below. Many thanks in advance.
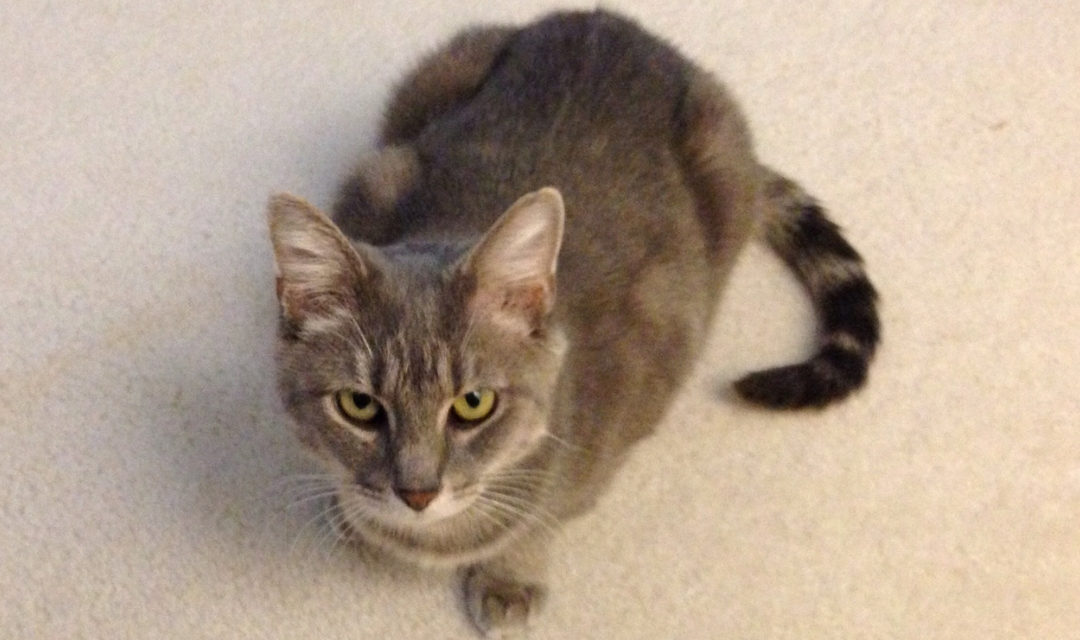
[475,490,561,539]
[485,469,562,494]
[487,468,558,482]
[323,501,361,560]
[466,502,505,536]
[270,473,333,498]
[289,495,340,560]
[287,489,341,510]
[348,314,375,360]
[460,304,481,352]
[477,498,559,540]
[541,431,591,455]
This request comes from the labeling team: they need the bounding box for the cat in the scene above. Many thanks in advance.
[267,9,879,637]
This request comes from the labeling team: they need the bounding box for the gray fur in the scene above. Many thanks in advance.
[267,9,879,636]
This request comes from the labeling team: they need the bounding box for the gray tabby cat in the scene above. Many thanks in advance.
[267,9,879,637]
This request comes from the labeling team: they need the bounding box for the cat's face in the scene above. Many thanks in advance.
[268,190,566,541]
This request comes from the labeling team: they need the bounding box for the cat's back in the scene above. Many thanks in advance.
[401,10,714,318]
[454,10,688,145]
[404,12,692,216]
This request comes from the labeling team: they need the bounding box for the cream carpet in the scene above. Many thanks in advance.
[3,2,1077,638]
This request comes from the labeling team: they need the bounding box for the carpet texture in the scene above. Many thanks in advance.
[2,2,1078,638]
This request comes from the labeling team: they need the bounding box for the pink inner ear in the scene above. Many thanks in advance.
[502,282,552,316]
[472,279,553,336]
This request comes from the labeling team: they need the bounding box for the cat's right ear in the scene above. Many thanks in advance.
[266,194,371,324]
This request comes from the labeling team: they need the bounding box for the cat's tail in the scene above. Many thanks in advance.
[734,168,881,409]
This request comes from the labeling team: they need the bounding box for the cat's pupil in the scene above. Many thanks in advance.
[465,392,481,408]
[353,393,372,408]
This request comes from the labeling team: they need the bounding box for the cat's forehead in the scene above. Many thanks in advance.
[362,254,466,335]
[348,256,472,392]
[369,324,459,399]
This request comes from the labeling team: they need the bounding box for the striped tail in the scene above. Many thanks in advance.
[734,169,881,409]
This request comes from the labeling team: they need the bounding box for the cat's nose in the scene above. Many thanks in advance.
[394,487,440,512]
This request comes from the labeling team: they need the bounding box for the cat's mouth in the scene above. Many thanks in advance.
[323,477,546,567]
[339,479,542,545]
[340,483,481,531]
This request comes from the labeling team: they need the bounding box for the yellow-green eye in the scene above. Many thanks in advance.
[335,390,381,424]
[450,389,497,423]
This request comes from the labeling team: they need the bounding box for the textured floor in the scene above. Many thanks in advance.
[3,2,1078,638]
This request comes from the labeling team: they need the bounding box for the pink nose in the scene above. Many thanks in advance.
[395,487,439,511]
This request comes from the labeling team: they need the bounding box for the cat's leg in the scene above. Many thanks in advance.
[380,25,517,146]
[461,536,548,638]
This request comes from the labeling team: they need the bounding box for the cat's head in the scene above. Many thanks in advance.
[267,189,567,546]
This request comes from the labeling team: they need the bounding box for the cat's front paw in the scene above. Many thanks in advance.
[463,564,547,638]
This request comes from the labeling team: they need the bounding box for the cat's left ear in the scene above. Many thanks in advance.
[460,187,565,336]
[266,193,371,325]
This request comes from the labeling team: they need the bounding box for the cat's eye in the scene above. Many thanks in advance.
[335,390,382,426]
[450,389,497,424]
